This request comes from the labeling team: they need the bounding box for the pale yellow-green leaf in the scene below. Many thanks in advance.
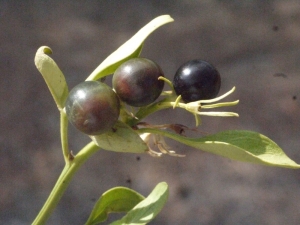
[34,46,68,110]
[110,182,169,225]
[86,15,174,81]
[85,187,144,225]
[137,128,300,169]
[90,121,148,153]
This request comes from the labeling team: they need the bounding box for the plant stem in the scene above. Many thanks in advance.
[32,142,99,225]
[125,98,172,126]
[60,110,69,163]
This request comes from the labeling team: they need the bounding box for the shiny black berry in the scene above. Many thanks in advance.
[65,81,120,135]
[173,59,221,103]
[112,58,164,107]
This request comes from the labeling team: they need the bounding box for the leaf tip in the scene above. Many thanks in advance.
[159,181,168,187]
[37,46,53,55]
[159,14,174,22]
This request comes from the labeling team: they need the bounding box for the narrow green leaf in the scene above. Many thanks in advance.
[86,15,174,81]
[90,121,148,153]
[110,182,169,225]
[85,187,145,225]
[138,129,300,169]
[34,46,69,110]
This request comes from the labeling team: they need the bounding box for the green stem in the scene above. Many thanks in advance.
[126,98,173,126]
[32,142,99,225]
[60,110,69,163]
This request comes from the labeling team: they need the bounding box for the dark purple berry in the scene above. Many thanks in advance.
[65,81,120,135]
[173,59,221,103]
[112,58,164,107]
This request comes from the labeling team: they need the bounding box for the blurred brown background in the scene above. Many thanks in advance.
[1,1,300,224]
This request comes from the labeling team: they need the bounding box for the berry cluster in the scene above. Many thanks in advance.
[65,58,221,135]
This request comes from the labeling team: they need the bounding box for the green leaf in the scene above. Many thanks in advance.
[86,15,174,81]
[90,121,148,153]
[85,187,145,225]
[110,182,169,225]
[34,46,69,110]
[138,129,300,169]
